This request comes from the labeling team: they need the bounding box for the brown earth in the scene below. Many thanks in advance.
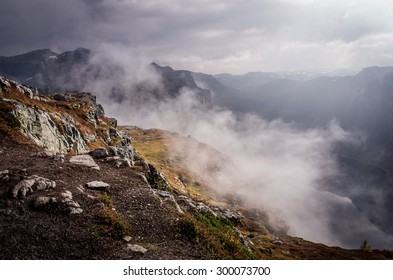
[1,131,393,260]
[0,131,205,259]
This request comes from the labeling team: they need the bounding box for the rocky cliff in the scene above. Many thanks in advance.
[1,76,392,260]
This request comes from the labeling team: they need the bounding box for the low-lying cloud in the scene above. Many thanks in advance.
[79,47,393,249]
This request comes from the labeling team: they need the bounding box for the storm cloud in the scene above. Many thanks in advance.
[1,0,393,73]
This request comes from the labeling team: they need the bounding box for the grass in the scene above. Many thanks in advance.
[94,194,130,240]
[177,211,256,259]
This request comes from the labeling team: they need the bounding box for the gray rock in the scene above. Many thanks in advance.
[90,148,109,159]
[196,202,217,217]
[85,181,109,191]
[35,151,65,162]
[32,191,83,214]
[234,227,252,253]
[70,155,100,170]
[272,240,283,245]
[10,103,89,154]
[127,244,147,254]
[102,156,131,168]
[152,189,184,214]
[11,175,56,198]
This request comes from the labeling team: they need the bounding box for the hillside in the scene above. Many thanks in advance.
[1,76,392,259]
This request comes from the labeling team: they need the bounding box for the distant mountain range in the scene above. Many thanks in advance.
[0,48,211,105]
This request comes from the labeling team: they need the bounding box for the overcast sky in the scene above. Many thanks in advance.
[1,0,393,74]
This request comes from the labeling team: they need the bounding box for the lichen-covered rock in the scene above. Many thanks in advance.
[11,103,89,154]
[11,175,56,198]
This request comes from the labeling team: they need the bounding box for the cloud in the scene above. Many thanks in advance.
[1,0,393,73]
[106,84,393,248]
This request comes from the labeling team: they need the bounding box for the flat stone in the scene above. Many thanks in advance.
[70,155,100,170]
[85,181,110,191]
[127,244,147,254]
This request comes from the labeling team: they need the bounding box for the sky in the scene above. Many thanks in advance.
[1,0,393,74]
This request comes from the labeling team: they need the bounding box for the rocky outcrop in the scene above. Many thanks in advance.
[1,76,133,157]
[12,103,89,154]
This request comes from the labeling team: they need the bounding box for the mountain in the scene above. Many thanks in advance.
[0,49,212,106]
[2,76,392,259]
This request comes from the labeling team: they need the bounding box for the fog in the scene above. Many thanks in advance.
[79,47,393,249]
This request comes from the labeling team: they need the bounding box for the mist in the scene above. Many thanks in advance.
[79,46,393,249]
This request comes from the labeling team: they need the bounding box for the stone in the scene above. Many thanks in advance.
[85,181,109,191]
[0,170,9,182]
[60,191,83,214]
[127,244,147,254]
[32,196,57,208]
[102,156,131,168]
[123,236,132,242]
[89,148,109,159]
[152,189,184,214]
[32,191,83,214]
[35,151,65,162]
[70,155,100,170]
[11,175,56,198]
[234,227,252,253]
[272,240,283,245]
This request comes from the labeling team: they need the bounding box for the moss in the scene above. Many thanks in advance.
[94,209,130,240]
[97,193,114,208]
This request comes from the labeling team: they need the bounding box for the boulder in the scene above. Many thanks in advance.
[70,155,100,170]
[11,175,56,198]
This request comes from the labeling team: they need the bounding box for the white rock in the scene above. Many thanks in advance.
[70,155,100,170]
[85,181,109,190]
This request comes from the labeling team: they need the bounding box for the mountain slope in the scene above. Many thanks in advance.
[2,75,392,259]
